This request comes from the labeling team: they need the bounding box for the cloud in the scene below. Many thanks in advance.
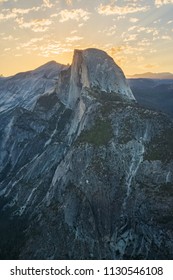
[78,23,84,27]
[71,30,77,34]
[144,64,158,69]
[125,46,145,54]
[155,0,173,7]
[43,0,53,8]
[65,36,83,42]
[124,34,138,42]
[0,12,16,21]
[108,45,145,58]
[50,13,58,18]
[17,37,44,50]
[162,35,172,40]
[124,0,139,2]
[32,26,50,32]
[65,0,73,5]
[128,25,138,31]
[5,35,72,57]
[138,38,151,47]
[2,35,16,40]
[0,6,40,22]
[109,46,125,56]
[16,18,52,32]
[39,42,72,57]
[129,17,139,23]
[59,9,90,22]
[136,56,145,63]
[99,24,117,36]
[128,25,159,37]
[12,7,40,15]
[4,47,11,51]
[97,3,149,15]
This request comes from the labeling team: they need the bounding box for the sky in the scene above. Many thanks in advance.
[0,0,173,76]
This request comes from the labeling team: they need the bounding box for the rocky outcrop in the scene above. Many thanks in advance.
[67,49,135,107]
[0,49,173,260]
[0,61,68,112]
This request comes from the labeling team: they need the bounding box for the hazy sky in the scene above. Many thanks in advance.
[0,0,173,76]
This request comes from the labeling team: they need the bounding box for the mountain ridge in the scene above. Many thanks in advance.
[128,78,173,118]
[128,72,173,79]
[0,48,173,260]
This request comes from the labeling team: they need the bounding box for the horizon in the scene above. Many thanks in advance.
[0,0,173,76]
[1,52,173,78]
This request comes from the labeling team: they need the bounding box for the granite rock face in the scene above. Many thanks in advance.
[56,48,135,107]
[0,49,173,260]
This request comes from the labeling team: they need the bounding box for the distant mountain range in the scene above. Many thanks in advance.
[128,78,173,118]
[128,72,173,79]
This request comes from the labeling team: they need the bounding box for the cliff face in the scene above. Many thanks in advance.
[0,49,173,260]
[56,48,135,108]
